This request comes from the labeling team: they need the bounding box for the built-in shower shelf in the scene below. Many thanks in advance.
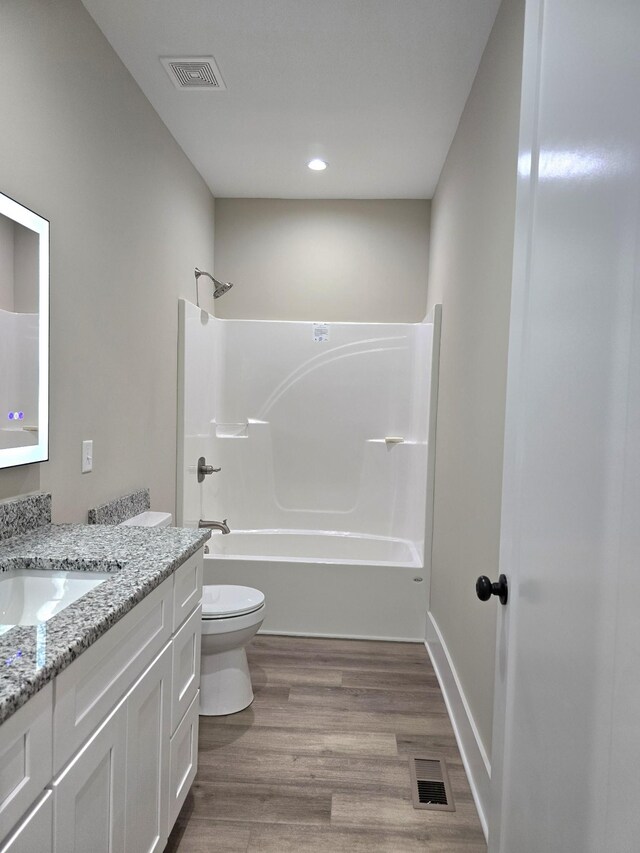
[367,438,424,446]
[215,424,248,438]
[212,418,268,438]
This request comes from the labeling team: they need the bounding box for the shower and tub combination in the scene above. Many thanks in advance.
[178,299,441,642]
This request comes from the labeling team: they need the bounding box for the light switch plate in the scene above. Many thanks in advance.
[82,440,93,473]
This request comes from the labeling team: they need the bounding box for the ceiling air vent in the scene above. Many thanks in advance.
[161,57,226,90]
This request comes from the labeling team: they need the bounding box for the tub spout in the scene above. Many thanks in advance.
[198,518,230,534]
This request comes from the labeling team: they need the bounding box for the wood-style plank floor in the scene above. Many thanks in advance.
[165,635,486,852]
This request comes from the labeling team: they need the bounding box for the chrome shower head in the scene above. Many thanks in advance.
[213,280,233,299]
[194,268,234,307]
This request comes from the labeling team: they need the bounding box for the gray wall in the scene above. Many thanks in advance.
[214,199,430,322]
[426,0,525,755]
[0,0,216,520]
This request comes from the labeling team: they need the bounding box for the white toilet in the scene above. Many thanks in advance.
[119,513,265,715]
[200,585,266,716]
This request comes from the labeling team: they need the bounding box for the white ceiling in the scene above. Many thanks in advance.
[80,0,501,199]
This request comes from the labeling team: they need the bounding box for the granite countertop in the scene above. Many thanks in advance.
[0,523,210,725]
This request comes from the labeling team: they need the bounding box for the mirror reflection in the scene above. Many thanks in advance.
[0,193,49,467]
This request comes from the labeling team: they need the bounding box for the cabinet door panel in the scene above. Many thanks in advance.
[168,692,199,832]
[171,605,202,734]
[172,551,202,632]
[0,683,52,841]
[125,644,171,853]
[52,701,126,853]
[0,790,52,853]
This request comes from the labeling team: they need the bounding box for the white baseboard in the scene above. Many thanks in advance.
[258,629,423,643]
[425,611,491,840]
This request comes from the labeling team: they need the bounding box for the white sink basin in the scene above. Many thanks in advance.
[0,570,109,629]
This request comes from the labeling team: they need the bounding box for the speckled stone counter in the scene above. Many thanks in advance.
[0,522,210,725]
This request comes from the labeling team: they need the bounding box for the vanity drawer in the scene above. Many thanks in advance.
[53,578,172,773]
[171,605,202,734]
[167,691,199,832]
[172,550,203,632]
[0,683,52,842]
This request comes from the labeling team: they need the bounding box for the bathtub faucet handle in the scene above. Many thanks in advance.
[197,456,221,483]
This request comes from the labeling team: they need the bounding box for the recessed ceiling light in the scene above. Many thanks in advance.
[308,158,327,171]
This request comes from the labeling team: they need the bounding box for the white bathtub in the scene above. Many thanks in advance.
[202,529,428,642]
[208,529,421,565]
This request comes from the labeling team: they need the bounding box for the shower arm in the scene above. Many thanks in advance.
[194,267,213,308]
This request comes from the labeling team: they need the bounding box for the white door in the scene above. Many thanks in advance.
[488,1,640,851]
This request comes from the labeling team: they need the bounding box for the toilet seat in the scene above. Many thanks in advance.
[202,585,265,619]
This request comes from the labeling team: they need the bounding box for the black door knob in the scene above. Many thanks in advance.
[476,574,508,605]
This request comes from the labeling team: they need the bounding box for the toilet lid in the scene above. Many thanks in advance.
[202,585,265,618]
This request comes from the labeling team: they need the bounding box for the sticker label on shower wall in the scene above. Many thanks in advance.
[313,323,330,342]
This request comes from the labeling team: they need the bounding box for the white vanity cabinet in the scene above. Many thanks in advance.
[52,643,173,853]
[0,547,204,853]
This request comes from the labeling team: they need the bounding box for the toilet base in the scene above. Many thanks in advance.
[200,646,254,715]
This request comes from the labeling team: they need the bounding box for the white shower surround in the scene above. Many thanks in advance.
[0,309,39,449]
[178,299,440,641]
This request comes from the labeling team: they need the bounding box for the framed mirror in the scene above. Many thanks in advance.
[0,192,49,468]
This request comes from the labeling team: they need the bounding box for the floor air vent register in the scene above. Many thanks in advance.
[408,755,456,812]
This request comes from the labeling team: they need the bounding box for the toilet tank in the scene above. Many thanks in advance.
[119,511,172,528]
